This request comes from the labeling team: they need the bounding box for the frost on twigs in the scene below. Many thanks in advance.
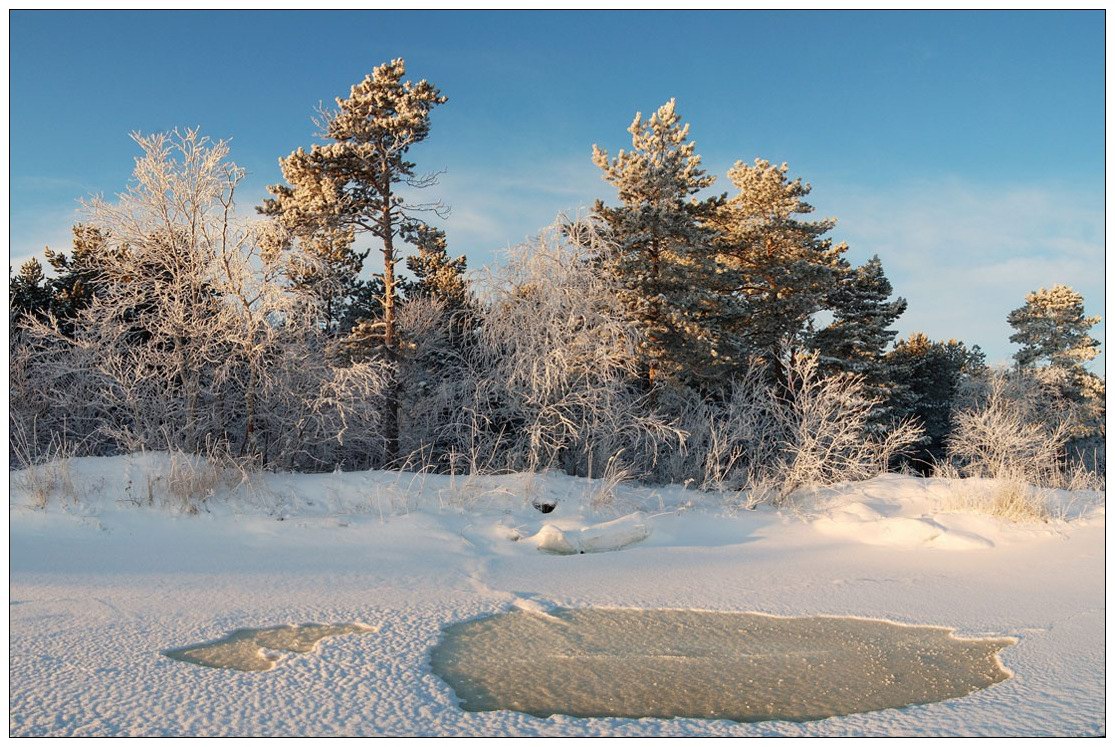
[939,369,1105,521]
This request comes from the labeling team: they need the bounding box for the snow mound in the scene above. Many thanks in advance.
[813,504,994,550]
[530,512,649,555]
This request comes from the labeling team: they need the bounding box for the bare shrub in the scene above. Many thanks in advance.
[939,369,1105,521]
[945,369,1100,490]
[947,372,1067,482]
[405,216,683,479]
[658,353,922,508]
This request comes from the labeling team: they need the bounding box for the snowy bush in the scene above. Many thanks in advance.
[398,217,682,477]
[946,369,1094,488]
[942,368,1104,521]
[11,130,393,473]
[645,353,922,507]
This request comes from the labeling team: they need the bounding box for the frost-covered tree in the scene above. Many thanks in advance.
[709,159,849,364]
[263,58,447,347]
[398,217,681,477]
[404,224,470,310]
[591,99,731,385]
[1006,285,1103,452]
[15,130,391,470]
[261,58,448,463]
[1008,284,1100,371]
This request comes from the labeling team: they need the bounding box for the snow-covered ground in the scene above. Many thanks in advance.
[8,454,1105,736]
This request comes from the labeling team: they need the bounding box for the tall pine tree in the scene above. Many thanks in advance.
[1008,284,1100,371]
[591,99,731,385]
[1007,284,1103,445]
[262,58,448,463]
[709,159,850,366]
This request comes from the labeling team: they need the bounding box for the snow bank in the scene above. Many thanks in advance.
[813,504,995,551]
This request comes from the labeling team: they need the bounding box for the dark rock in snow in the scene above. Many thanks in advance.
[532,498,556,514]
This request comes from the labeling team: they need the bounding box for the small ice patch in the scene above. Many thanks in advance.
[164,622,375,672]
[430,608,1014,723]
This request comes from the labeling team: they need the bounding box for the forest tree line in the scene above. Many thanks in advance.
[9,59,1105,504]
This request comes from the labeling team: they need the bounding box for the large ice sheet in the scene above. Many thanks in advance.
[430,608,1013,723]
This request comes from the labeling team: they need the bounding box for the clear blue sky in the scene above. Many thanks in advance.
[9,10,1105,371]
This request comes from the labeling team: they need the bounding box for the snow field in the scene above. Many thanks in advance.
[8,455,1105,736]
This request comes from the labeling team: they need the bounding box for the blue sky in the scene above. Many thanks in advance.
[10,10,1105,371]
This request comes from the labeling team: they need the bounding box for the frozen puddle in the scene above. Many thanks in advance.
[164,622,374,672]
[430,608,1014,723]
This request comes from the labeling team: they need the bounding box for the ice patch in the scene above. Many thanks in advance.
[164,622,375,672]
[430,608,1015,723]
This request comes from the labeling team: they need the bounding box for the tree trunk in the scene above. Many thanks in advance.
[381,203,400,467]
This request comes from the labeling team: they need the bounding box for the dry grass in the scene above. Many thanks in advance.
[941,478,1052,523]
[10,429,82,510]
[134,449,254,515]
[585,452,634,510]
[932,462,1102,523]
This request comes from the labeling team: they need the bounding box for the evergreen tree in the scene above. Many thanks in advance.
[262,58,447,463]
[1007,284,1100,371]
[404,224,469,310]
[812,255,907,420]
[263,226,361,336]
[591,99,731,385]
[10,225,111,331]
[886,333,986,469]
[9,257,53,324]
[1007,285,1103,450]
[43,224,111,331]
[709,159,850,364]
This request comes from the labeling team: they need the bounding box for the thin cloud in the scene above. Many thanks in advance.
[820,178,1104,372]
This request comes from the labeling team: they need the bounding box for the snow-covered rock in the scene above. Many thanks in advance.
[531,512,650,554]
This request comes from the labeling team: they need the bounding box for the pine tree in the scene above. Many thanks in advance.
[262,58,448,463]
[10,225,112,331]
[404,224,469,310]
[591,99,730,385]
[43,224,111,331]
[1007,285,1103,451]
[812,256,907,420]
[1007,284,1100,371]
[9,257,53,324]
[709,159,850,364]
[886,333,986,469]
